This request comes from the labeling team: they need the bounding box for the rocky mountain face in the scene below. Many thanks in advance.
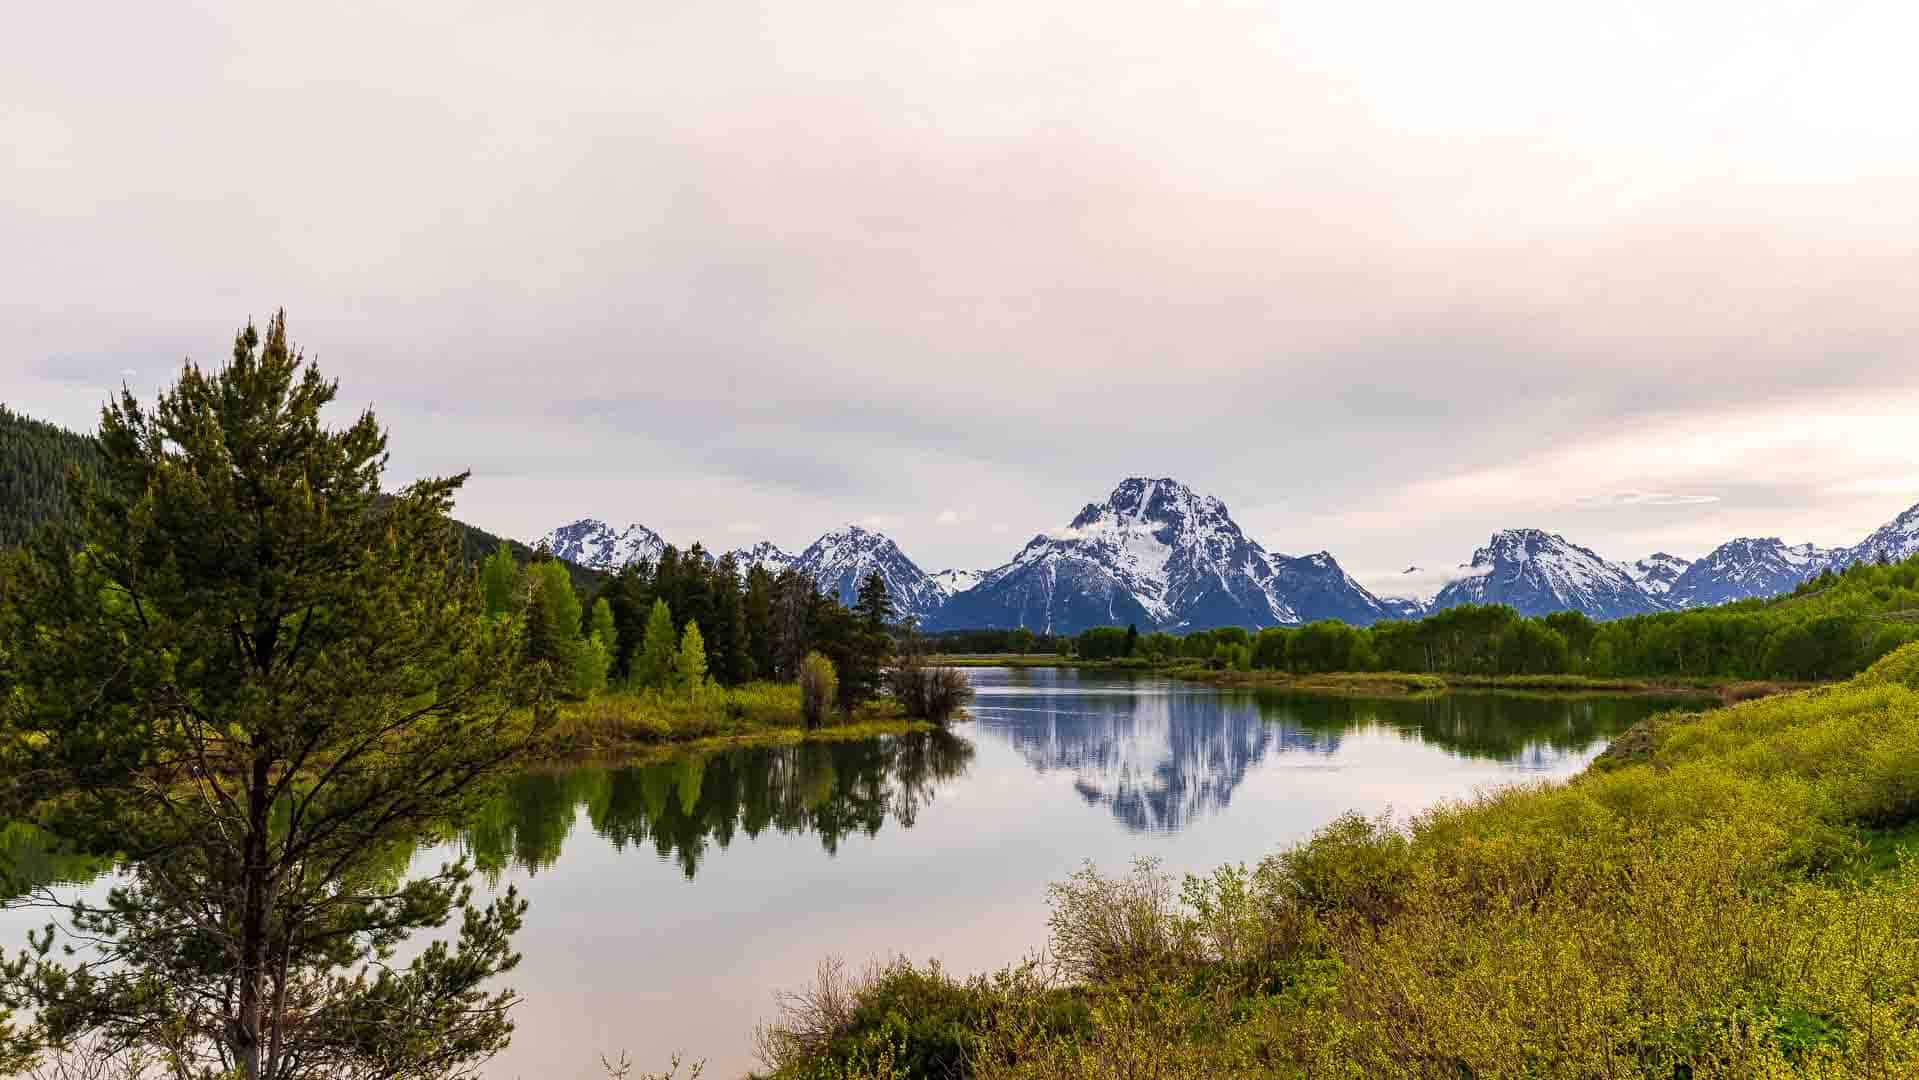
[1430,529,1664,620]
[538,494,1919,630]
[1629,553,1692,597]
[927,478,1391,634]
[1665,538,1828,608]
[724,541,794,575]
[1836,502,1919,569]
[788,525,948,620]
[540,519,665,572]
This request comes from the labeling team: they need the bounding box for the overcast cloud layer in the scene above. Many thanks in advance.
[6,0,1918,594]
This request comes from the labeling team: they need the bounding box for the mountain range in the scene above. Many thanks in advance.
[537,478,1919,634]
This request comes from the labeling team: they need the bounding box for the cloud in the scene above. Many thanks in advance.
[860,514,904,531]
[1578,491,1723,507]
[934,508,974,526]
[723,521,763,535]
[6,0,1918,576]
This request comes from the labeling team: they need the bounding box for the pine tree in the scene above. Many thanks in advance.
[676,620,708,691]
[589,596,618,653]
[0,313,540,1079]
[480,540,521,617]
[709,553,753,684]
[744,564,777,680]
[638,598,677,689]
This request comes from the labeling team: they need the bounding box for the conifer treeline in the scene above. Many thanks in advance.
[0,404,101,546]
[488,539,900,711]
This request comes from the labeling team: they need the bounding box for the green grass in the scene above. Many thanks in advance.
[759,642,1919,1079]
[544,683,928,751]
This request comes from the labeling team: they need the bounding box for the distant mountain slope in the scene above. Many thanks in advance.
[0,405,602,592]
[789,525,947,619]
[0,404,101,546]
[540,519,666,572]
[725,541,794,575]
[1431,529,1663,620]
[1837,503,1919,568]
[1629,553,1692,597]
[1666,538,1828,609]
[929,478,1391,634]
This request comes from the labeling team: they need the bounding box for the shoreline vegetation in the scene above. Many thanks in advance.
[929,654,1800,702]
[755,642,1919,1079]
[541,684,941,755]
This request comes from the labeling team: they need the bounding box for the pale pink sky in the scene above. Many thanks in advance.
[5,0,1917,593]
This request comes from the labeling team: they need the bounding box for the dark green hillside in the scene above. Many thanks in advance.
[0,404,101,546]
[0,404,598,590]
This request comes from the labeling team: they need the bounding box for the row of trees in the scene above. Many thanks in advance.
[1069,556,1919,682]
[480,535,905,714]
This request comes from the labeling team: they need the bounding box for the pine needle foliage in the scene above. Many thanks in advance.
[0,313,549,1080]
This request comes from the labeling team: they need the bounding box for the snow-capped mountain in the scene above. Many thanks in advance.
[724,541,794,576]
[1629,553,1692,596]
[1835,502,1919,568]
[929,478,1391,634]
[1431,529,1663,620]
[929,568,984,597]
[789,525,948,620]
[1664,538,1828,609]
[541,519,666,571]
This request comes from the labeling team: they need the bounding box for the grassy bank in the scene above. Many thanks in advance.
[756,644,1919,1079]
[543,683,932,752]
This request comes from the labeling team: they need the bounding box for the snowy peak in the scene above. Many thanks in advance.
[791,525,946,620]
[1667,537,1829,609]
[930,568,984,597]
[1432,528,1660,620]
[541,519,666,571]
[929,477,1391,634]
[724,541,794,575]
[1839,500,1919,568]
[1630,552,1692,596]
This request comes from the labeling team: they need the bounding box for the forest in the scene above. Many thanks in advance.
[1070,558,1919,683]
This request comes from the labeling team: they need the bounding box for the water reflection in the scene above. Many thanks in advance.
[456,674,1710,875]
[462,729,975,879]
[971,669,1705,832]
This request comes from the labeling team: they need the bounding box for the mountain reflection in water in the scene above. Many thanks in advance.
[454,670,1707,877]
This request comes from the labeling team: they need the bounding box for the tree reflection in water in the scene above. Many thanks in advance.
[462,729,975,879]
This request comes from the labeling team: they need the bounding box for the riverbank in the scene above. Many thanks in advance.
[542,683,936,753]
[757,644,1919,1079]
[929,656,1801,702]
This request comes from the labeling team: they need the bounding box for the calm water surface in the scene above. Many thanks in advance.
[462,669,1704,1078]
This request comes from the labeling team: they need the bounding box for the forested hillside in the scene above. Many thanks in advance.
[0,404,600,591]
[0,405,101,546]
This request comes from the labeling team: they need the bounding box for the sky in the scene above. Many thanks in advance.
[5,0,1918,596]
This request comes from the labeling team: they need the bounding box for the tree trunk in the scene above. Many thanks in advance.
[234,751,273,1080]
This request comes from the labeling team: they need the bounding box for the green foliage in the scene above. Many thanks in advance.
[638,599,679,690]
[0,404,100,547]
[1069,558,1919,684]
[0,314,544,1078]
[481,540,521,617]
[774,646,1919,1079]
[800,652,839,727]
[676,620,709,690]
[590,596,619,654]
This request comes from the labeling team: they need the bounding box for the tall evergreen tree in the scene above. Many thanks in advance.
[709,553,753,684]
[637,598,678,690]
[676,620,709,690]
[0,313,541,1079]
[743,564,777,681]
[480,540,521,617]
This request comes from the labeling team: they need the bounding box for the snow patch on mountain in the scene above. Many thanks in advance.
[1835,501,1919,568]
[540,519,666,571]
[1432,529,1661,620]
[790,525,947,620]
[1629,552,1693,596]
[1666,538,1830,608]
[724,541,794,575]
[930,568,984,597]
